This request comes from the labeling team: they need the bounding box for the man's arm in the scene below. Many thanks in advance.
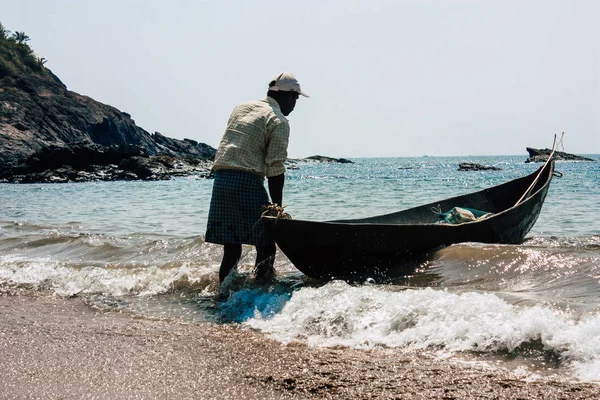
[267,174,284,206]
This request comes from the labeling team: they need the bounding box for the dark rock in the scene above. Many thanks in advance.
[305,155,354,163]
[525,147,595,163]
[5,156,212,183]
[458,162,502,171]
[150,131,215,160]
[119,156,167,180]
[287,155,354,164]
[118,155,212,181]
[14,143,147,175]
[13,121,28,131]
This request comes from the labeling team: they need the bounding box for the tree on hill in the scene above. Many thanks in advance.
[0,22,9,39]
[12,31,30,44]
[0,22,48,78]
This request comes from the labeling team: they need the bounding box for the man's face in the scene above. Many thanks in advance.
[280,92,299,116]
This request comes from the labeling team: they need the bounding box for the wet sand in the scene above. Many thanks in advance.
[1,292,598,400]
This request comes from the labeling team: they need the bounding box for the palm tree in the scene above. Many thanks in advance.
[0,22,10,39]
[11,31,30,44]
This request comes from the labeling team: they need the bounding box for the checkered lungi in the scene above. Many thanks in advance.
[205,169,273,247]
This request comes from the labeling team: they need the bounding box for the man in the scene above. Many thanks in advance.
[205,72,309,283]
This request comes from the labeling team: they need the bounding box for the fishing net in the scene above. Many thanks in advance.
[436,206,493,224]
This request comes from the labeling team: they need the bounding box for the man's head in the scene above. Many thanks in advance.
[267,72,308,116]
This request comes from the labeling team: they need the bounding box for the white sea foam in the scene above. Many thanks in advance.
[246,280,600,382]
[0,254,218,296]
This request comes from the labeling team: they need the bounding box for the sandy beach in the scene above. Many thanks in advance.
[0,291,598,400]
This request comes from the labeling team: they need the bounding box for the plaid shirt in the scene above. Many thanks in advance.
[212,97,290,179]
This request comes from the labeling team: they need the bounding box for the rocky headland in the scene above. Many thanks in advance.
[0,25,216,183]
[525,147,596,163]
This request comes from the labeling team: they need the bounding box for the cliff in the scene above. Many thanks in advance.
[0,25,215,183]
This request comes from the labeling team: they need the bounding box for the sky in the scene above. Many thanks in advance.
[2,0,598,158]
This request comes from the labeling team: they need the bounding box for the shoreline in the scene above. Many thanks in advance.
[1,293,598,399]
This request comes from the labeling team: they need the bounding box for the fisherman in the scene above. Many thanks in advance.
[205,72,309,283]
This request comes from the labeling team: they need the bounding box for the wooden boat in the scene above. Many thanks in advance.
[263,160,555,282]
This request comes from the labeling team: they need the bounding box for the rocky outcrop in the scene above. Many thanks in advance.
[304,155,354,164]
[525,148,596,163]
[458,162,501,171]
[4,154,212,184]
[285,155,354,169]
[0,44,215,182]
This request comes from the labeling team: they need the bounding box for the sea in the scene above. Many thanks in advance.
[1,155,599,382]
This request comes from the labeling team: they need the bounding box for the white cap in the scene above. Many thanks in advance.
[268,72,309,97]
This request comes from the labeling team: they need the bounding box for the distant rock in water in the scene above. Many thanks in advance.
[525,148,596,163]
[458,163,501,171]
[0,33,215,183]
[284,155,354,170]
[305,155,354,163]
[287,155,354,165]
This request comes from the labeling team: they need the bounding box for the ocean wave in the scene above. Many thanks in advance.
[424,242,600,307]
[0,254,219,296]
[0,229,209,259]
[0,233,300,297]
[0,227,225,297]
[525,235,600,250]
[245,281,600,382]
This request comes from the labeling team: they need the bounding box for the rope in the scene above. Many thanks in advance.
[261,204,292,221]
[252,204,292,236]
[514,132,563,207]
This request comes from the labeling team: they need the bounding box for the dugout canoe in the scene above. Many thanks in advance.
[263,160,556,282]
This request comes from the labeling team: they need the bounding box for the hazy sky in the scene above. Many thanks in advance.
[3,0,598,157]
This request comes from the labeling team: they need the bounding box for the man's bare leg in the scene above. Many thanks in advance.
[255,243,276,282]
[219,243,242,282]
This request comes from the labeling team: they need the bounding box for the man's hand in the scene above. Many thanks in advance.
[267,174,284,206]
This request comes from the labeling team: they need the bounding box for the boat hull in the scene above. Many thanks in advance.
[264,161,554,282]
